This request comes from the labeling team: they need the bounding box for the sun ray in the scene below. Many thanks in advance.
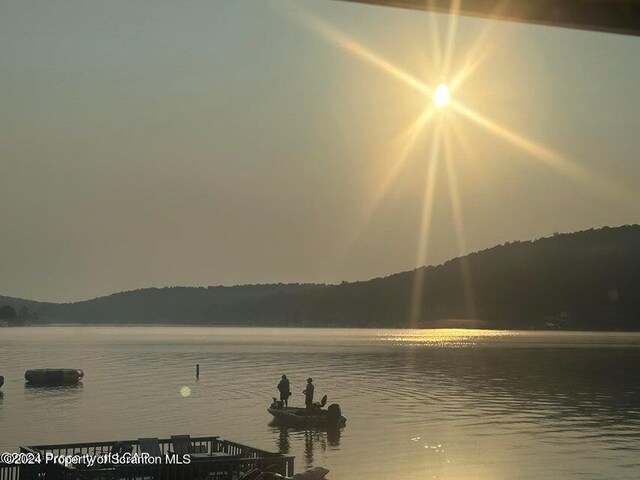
[451,100,637,203]
[289,4,434,97]
[338,105,439,266]
[409,121,443,327]
[449,45,493,92]
[443,125,477,319]
[449,116,476,161]
[442,0,462,78]
[454,0,510,71]
[368,105,439,223]
[448,0,511,92]
[426,0,444,73]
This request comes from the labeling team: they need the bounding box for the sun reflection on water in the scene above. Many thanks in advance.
[375,328,514,347]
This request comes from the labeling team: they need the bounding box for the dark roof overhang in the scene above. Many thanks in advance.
[334,1,640,36]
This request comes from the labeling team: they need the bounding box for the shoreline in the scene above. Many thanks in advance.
[3,323,640,333]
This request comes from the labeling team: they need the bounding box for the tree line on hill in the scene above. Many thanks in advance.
[0,304,39,326]
[1,225,639,330]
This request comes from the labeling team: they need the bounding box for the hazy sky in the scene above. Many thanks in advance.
[1,0,639,302]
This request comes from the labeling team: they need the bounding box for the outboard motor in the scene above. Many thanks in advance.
[327,404,342,425]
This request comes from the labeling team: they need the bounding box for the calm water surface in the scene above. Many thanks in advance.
[1,327,640,479]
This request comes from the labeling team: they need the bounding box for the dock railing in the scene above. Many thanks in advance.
[6,436,294,480]
[0,462,19,480]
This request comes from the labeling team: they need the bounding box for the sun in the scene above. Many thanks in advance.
[433,83,450,107]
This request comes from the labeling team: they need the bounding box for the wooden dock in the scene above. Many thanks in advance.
[1,435,294,480]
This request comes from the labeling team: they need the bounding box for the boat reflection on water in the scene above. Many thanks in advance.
[269,421,341,469]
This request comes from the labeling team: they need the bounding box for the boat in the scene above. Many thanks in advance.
[24,369,84,386]
[268,397,346,427]
[0,375,4,388]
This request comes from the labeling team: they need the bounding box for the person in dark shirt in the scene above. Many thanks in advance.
[277,374,291,407]
[302,378,314,413]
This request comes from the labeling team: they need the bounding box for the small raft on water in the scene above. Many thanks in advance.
[25,369,84,386]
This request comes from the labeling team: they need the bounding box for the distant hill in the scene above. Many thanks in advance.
[2,225,639,330]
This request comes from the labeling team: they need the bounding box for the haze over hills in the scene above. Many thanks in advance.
[1,225,639,330]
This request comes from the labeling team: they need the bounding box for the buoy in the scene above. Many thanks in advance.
[25,369,84,386]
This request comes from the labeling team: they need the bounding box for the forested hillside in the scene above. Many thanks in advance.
[2,225,638,330]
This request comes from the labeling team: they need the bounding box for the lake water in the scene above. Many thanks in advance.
[1,327,640,479]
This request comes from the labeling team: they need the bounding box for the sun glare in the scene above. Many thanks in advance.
[290,1,635,329]
[434,83,450,107]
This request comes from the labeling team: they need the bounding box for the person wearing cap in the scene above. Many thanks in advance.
[302,378,314,413]
[277,374,291,407]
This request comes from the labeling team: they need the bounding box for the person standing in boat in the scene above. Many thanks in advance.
[303,378,314,413]
[277,374,291,407]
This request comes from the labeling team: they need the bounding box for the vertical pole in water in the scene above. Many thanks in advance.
[196,363,200,380]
